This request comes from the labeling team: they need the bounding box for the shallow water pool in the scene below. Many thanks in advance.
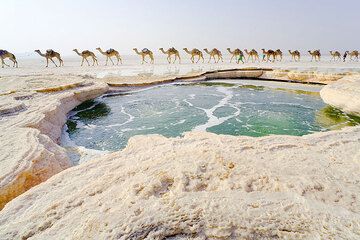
[65,79,360,151]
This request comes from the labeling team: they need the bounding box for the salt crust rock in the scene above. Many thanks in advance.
[0,76,108,209]
[0,129,359,239]
[1,68,360,239]
[261,70,346,84]
[320,75,360,116]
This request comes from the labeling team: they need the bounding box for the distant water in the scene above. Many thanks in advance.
[64,79,360,151]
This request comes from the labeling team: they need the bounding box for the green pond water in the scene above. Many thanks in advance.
[65,79,360,151]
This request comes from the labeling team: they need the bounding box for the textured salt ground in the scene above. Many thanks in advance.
[0,61,360,239]
[0,130,360,239]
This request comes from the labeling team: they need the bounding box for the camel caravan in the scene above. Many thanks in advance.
[0,47,359,67]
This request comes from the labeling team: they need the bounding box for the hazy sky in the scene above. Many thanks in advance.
[2,0,359,55]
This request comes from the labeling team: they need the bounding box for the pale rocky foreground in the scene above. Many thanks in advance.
[0,60,360,239]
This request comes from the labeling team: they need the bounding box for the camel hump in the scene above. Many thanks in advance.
[106,49,115,54]
[142,48,149,53]
[46,49,54,55]
[0,50,8,56]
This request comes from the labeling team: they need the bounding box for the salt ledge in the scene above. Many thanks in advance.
[0,67,360,239]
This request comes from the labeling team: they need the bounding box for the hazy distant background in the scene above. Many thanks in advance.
[2,0,359,56]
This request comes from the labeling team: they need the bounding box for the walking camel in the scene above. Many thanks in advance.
[183,48,204,63]
[0,50,18,68]
[204,48,223,63]
[73,49,98,66]
[133,48,154,64]
[345,51,359,61]
[330,51,341,61]
[261,49,276,62]
[34,49,64,67]
[288,50,301,62]
[244,49,260,63]
[308,50,321,62]
[275,49,283,61]
[159,47,181,64]
[96,48,122,65]
[227,48,244,63]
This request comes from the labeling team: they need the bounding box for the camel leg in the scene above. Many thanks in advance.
[57,57,63,66]
[81,58,84,66]
[1,58,10,68]
[92,57,97,66]
[85,58,90,66]
[191,56,194,64]
[109,57,115,65]
[105,57,108,66]
[177,54,181,64]
[10,59,15,67]
[50,58,58,67]
[119,56,122,64]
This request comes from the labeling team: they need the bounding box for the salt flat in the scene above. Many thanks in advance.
[0,55,360,239]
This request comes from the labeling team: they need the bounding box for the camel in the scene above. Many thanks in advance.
[133,48,154,64]
[275,49,283,61]
[73,49,98,66]
[261,49,276,62]
[0,50,18,68]
[329,51,341,61]
[159,47,181,64]
[308,50,321,62]
[183,48,204,64]
[345,51,359,61]
[288,50,301,62]
[227,48,244,63]
[204,48,223,63]
[244,49,260,63]
[96,47,122,65]
[34,49,64,67]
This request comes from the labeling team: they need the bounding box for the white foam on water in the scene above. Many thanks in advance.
[83,124,97,130]
[193,87,240,131]
[120,126,156,132]
[171,119,186,126]
[105,106,134,128]
[60,125,109,165]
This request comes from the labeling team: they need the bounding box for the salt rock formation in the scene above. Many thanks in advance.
[0,75,108,209]
[1,129,360,239]
[320,75,360,116]
[261,70,345,84]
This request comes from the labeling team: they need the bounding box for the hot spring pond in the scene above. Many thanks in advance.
[65,79,360,151]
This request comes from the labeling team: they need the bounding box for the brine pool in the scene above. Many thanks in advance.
[64,79,360,152]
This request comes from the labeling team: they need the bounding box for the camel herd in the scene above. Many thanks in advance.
[0,48,359,68]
